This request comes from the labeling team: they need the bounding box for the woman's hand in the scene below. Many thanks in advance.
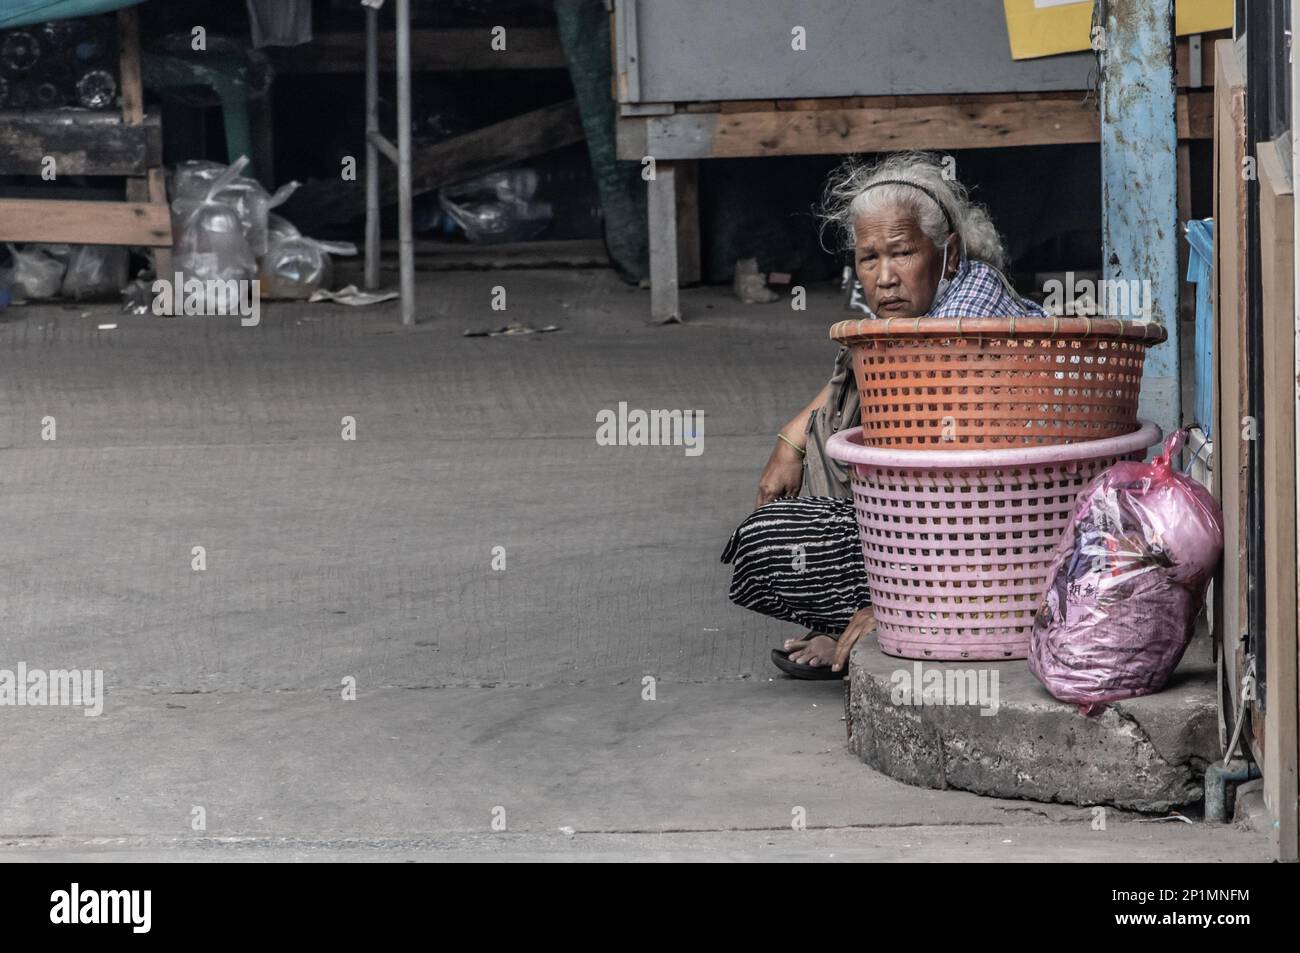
[757,383,830,509]
[755,437,804,508]
[829,606,877,673]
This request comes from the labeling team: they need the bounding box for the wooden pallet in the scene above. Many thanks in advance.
[0,8,172,274]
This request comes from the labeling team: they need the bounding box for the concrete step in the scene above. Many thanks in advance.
[845,632,1219,813]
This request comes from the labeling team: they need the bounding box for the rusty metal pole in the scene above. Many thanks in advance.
[1099,0,1181,440]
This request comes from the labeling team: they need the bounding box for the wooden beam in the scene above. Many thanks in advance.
[282,99,585,232]
[0,111,161,176]
[1213,38,1254,765]
[116,6,144,124]
[0,198,171,246]
[618,92,1212,160]
[1178,91,1214,140]
[270,28,566,74]
[1257,143,1299,863]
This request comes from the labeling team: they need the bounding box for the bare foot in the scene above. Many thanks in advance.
[781,632,839,667]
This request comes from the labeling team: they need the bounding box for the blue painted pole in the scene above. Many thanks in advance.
[1100,0,1181,440]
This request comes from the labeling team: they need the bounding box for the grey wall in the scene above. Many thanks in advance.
[619,0,1096,102]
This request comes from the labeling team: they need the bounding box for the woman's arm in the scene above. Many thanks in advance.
[754,383,832,508]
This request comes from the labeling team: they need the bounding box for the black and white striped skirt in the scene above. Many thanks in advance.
[720,497,872,635]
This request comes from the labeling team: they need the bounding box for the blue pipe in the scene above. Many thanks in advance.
[1099,0,1182,441]
[1204,760,1262,824]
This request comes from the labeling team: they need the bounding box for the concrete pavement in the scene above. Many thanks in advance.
[0,270,1269,860]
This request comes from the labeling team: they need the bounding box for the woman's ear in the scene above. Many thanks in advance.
[944,233,960,276]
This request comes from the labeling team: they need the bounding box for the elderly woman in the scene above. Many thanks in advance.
[722,152,1047,679]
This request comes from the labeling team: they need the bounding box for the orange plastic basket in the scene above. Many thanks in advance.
[828,315,1167,449]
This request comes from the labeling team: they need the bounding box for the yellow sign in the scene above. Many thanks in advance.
[1003,0,1232,60]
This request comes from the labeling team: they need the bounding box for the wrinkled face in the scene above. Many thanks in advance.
[853,208,956,318]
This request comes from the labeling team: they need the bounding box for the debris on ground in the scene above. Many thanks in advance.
[733,257,778,304]
[463,322,561,337]
[306,285,399,307]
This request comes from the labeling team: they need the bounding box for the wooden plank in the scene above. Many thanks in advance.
[282,99,585,232]
[776,97,865,111]
[856,95,901,108]
[1214,39,1254,764]
[620,102,675,116]
[0,111,160,176]
[270,28,566,74]
[0,198,171,246]
[719,99,779,113]
[1178,91,1214,141]
[1257,143,1299,862]
[617,115,647,163]
[622,92,1212,159]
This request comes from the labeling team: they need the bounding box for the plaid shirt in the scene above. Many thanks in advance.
[847,258,1046,317]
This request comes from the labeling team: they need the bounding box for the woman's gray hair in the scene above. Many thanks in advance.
[820,152,1007,272]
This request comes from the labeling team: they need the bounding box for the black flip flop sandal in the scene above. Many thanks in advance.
[770,647,846,680]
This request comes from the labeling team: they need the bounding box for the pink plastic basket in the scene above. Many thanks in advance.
[825,421,1161,660]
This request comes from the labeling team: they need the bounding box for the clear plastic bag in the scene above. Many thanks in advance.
[2,243,66,299]
[438,169,553,244]
[61,244,129,301]
[1028,430,1225,713]
[258,235,357,299]
[171,161,257,286]
[171,156,299,257]
[266,212,300,246]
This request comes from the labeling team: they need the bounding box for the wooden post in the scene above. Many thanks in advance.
[119,7,173,278]
[1177,141,1193,327]
[1258,145,1299,863]
[676,159,701,287]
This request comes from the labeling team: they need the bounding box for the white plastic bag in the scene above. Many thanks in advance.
[3,243,67,299]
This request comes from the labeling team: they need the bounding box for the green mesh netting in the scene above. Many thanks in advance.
[553,0,648,282]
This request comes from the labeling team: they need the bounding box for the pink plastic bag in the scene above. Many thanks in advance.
[1028,430,1224,713]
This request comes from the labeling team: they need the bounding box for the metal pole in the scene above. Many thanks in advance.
[363,6,380,291]
[1099,0,1181,440]
[395,0,415,326]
